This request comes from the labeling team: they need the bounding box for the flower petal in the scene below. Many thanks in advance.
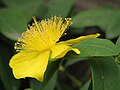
[9,50,50,82]
[65,33,100,45]
[50,43,80,60]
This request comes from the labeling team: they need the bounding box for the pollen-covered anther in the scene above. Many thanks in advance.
[65,18,73,25]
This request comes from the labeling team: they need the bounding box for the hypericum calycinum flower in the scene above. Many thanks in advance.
[9,16,100,82]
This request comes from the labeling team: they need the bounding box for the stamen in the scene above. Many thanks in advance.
[32,16,41,32]
[15,16,72,52]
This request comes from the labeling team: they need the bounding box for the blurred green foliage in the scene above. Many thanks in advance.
[0,0,120,90]
[72,8,120,38]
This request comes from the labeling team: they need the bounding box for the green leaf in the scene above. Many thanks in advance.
[67,38,118,58]
[116,36,120,53]
[80,80,91,90]
[106,12,120,38]
[16,0,43,21]
[35,3,48,19]
[45,0,75,18]
[3,0,43,21]
[3,0,34,7]
[88,57,120,90]
[44,71,57,90]
[72,8,120,38]
[30,60,60,90]
[72,8,115,28]
[30,79,41,90]
[0,9,27,40]
[0,40,21,90]
[118,65,120,81]
[24,88,33,90]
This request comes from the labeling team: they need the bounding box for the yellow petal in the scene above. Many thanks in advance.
[9,50,50,82]
[65,33,100,45]
[50,43,80,60]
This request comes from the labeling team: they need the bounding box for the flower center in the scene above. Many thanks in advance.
[15,16,72,52]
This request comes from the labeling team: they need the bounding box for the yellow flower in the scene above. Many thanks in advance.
[9,16,100,82]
